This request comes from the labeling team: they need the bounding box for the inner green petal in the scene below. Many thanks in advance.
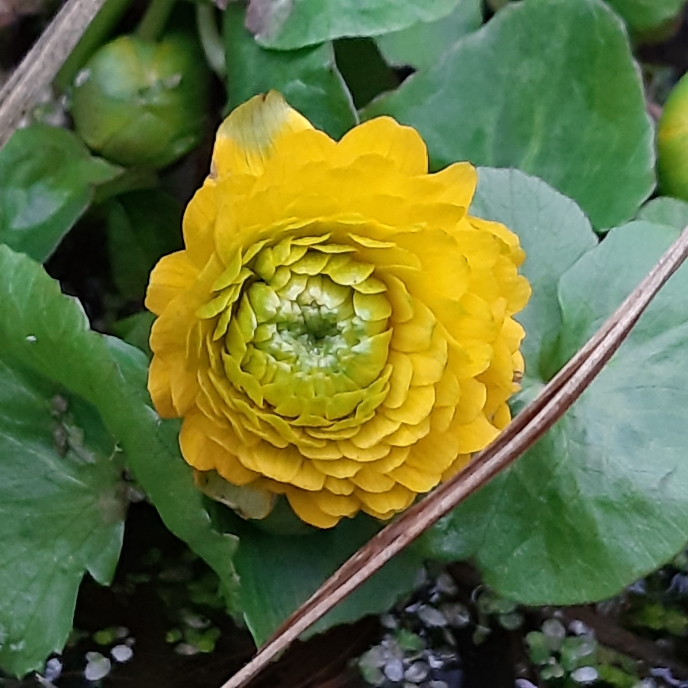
[204,242,396,424]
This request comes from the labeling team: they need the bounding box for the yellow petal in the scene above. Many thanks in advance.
[324,476,355,495]
[312,490,359,518]
[290,461,326,491]
[389,464,439,493]
[335,117,428,175]
[147,355,176,418]
[351,466,396,493]
[312,457,361,479]
[456,414,500,454]
[286,488,341,528]
[212,91,313,179]
[384,385,435,425]
[182,181,217,270]
[237,442,303,483]
[146,252,199,316]
[358,484,415,517]
[384,351,414,409]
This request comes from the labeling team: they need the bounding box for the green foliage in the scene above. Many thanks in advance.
[246,0,461,50]
[5,0,688,674]
[106,189,183,301]
[0,361,125,675]
[0,125,120,262]
[605,0,685,32]
[637,196,688,229]
[223,4,357,139]
[231,515,423,644]
[364,0,655,230]
[422,206,688,604]
[0,246,239,674]
[375,0,482,70]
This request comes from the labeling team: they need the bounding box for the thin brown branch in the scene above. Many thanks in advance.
[220,223,688,688]
[0,0,107,149]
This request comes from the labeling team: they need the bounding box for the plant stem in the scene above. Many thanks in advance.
[135,0,177,42]
[196,1,226,78]
[93,167,159,206]
[55,0,134,92]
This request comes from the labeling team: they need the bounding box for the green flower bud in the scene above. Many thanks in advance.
[70,33,209,169]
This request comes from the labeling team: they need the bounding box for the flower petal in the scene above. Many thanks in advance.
[212,91,313,179]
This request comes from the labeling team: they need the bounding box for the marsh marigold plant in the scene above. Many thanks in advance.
[146,92,531,529]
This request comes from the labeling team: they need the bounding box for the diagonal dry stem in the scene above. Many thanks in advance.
[220,223,688,688]
[0,0,107,149]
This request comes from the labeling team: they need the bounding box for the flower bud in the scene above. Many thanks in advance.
[70,33,209,169]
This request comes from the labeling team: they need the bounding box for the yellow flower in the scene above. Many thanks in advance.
[146,92,531,529]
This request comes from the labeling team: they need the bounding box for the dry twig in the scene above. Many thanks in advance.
[0,0,107,148]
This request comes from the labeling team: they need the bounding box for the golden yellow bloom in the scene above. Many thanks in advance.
[146,92,531,529]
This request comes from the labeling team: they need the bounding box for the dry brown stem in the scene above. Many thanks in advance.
[0,0,107,148]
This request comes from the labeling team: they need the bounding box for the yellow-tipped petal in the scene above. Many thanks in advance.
[212,92,313,179]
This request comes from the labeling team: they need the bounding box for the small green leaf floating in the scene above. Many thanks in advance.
[423,175,688,603]
[0,360,125,676]
[223,3,357,140]
[364,0,655,230]
[247,0,460,50]
[0,125,120,263]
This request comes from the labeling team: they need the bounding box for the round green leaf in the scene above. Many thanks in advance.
[247,0,460,50]
[364,0,655,230]
[424,221,688,605]
[637,196,688,230]
[375,0,482,71]
[0,246,241,620]
[0,125,120,262]
[224,4,357,140]
[0,360,125,676]
[605,0,685,32]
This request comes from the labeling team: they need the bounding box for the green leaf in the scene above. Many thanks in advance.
[0,245,240,622]
[224,4,357,140]
[111,311,155,356]
[231,515,423,644]
[423,220,688,604]
[471,168,598,379]
[0,125,121,262]
[247,0,460,50]
[375,0,482,71]
[605,0,685,32]
[364,0,655,230]
[418,168,597,560]
[0,360,125,676]
[637,196,688,230]
[106,190,183,301]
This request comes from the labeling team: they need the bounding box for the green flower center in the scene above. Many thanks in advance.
[199,239,394,423]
